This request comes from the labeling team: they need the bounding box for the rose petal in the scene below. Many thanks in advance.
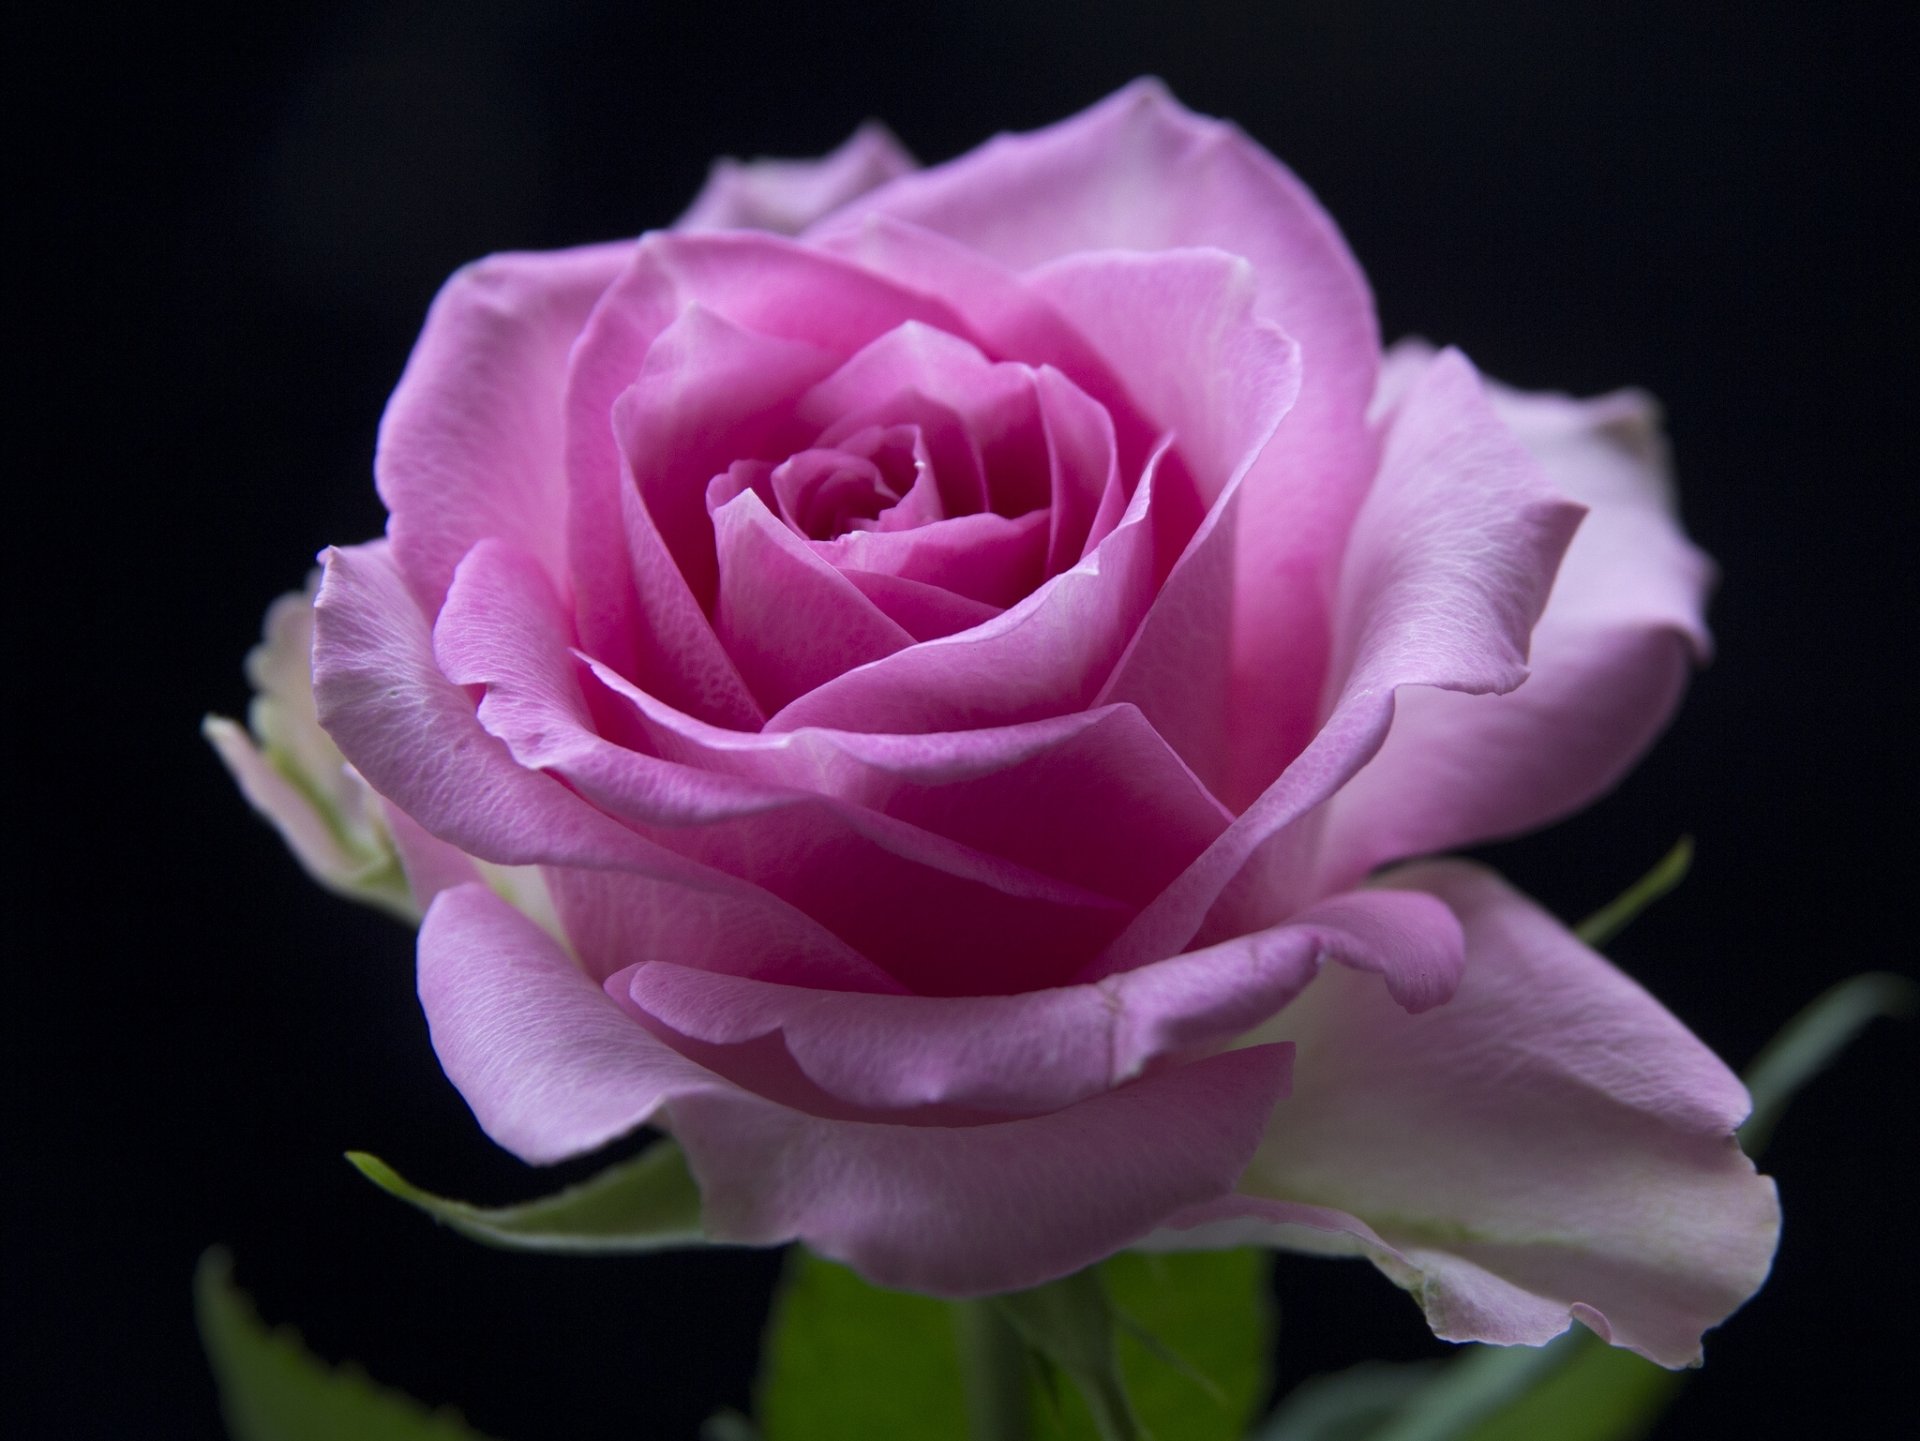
[1025,247,1303,802]
[565,232,971,699]
[710,487,914,710]
[1317,346,1715,886]
[669,1041,1294,1297]
[584,666,1232,905]
[378,243,630,617]
[1100,349,1584,972]
[677,122,917,235]
[1152,861,1778,1368]
[419,882,721,1164]
[437,538,1131,994]
[313,538,868,992]
[838,81,1382,805]
[764,436,1168,733]
[838,567,1005,642]
[612,886,1459,1114]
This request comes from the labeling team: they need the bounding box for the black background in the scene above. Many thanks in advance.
[19,1,1915,1437]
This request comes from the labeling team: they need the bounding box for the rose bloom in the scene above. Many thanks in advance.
[212,82,1776,1365]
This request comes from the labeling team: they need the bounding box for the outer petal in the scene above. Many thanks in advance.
[378,242,631,616]
[419,882,722,1164]
[676,122,917,235]
[1153,862,1778,1368]
[312,538,895,991]
[668,1041,1294,1297]
[611,887,1461,1115]
[1098,350,1583,974]
[1318,345,1715,887]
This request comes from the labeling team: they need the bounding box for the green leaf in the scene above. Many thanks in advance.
[1452,1336,1679,1441]
[345,1141,706,1252]
[757,1249,971,1441]
[1575,837,1692,948]
[755,1250,1270,1441]
[1738,970,1918,1155]
[1052,1251,1273,1441]
[1256,1360,1442,1440]
[195,1248,499,1441]
[994,1268,1144,1441]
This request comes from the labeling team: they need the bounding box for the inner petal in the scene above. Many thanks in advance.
[770,423,935,540]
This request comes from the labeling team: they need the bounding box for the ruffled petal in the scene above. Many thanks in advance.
[833,82,1380,802]
[1101,350,1583,973]
[1317,345,1715,886]
[1152,862,1778,1368]
[436,538,1129,995]
[613,886,1459,1114]
[564,232,969,697]
[584,670,1231,904]
[378,243,630,616]
[677,122,917,235]
[419,882,722,1164]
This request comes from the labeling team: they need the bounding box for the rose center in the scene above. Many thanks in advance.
[770,424,929,541]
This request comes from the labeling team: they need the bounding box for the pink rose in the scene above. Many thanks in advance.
[219,82,1776,1365]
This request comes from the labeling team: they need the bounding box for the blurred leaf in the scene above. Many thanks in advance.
[345,1141,706,1252]
[1739,970,1918,1154]
[1050,1251,1273,1441]
[195,1249,498,1441]
[757,1249,970,1441]
[994,1268,1143,1440]
[1452,1337,1678,1441]
[1575,837,1692,948]
[1256,1360,1442,1440]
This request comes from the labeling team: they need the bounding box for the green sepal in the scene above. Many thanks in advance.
[345,1140,706,1252]
[195,1248,499,1441]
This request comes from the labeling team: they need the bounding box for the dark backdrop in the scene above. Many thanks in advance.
[21,2,1914,1437]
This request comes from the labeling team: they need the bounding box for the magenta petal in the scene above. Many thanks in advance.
[1033,248,1301,804]
[819,509,1048,611]
[839,568,1004,642]
[667,1042,1293,1297]
[711,489,914,710]
[586,671,1232,904]
[676,122,917,235]
[378,243,630,617]
[437,538,1128,996]
[1318,349,1716,887]
[763,440,1167,734]
[833,81,1375,424]
[615,886,1456,1115]
[1156,862,1779,1367]
[565,232,969,689]
[312,541,672,871]
[545,865,899,992]
[845,81,1384,805]
[418,882,720,1164]
[1103,350,1584,971]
